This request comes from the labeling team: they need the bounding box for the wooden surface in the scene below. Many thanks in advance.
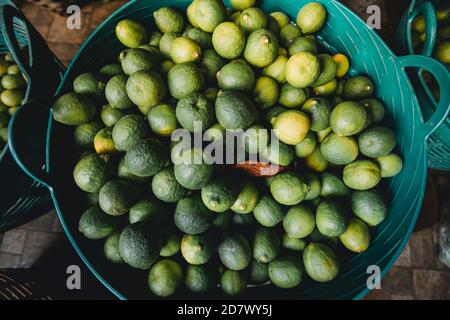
[0,0,448,300]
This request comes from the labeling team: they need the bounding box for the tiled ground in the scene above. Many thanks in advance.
[0,0,448,299]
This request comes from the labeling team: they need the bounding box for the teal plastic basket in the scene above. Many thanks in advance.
[8,0,450,299]
[0,3,64,233]
[396,0,450,170]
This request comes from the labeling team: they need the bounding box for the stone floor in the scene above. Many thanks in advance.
[0,0,448,299]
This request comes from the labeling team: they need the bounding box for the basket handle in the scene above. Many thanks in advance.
[8,97,57,189]
[406,1,437,56]
[0,4,64,98]
[397,55,450,139]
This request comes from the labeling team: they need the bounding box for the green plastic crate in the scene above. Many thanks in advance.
[396,0,450,170]
[8,0,450,299]
[0,3,64,233]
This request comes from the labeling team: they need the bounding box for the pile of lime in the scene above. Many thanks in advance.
[411,3,449,100]
[0,53,26,149]
[53,0,403,297]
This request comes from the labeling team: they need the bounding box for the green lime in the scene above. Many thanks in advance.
[99,63,123,80]
[263,55,288,83]
[187,0,227,32]
[212,22,246,59]
[339,218,370,252]
[168,62,205,99]
[295,131,317,157]
[148,259,183,297]
[260,141,294,166]
[159,32,180,58]
[296,2,327,34]
[148,103,178,137]
[78,205,120,240]
[201,177,238,213]
[230,0,255,10]
[104,230,124,264]
[343,160,381,190]
[170,36,202,63]
[278,83,309,108]
[316,199,349,237]
[283,205,315,238]
[270,11,290,28]
[242,124,269,154]
[220,270,247,296]
[53,92,95,125]
[175,195,214,234]
[253,227,281,263]
[74,121,104,149]
[305,146,328,173]
[119,48,160,76]
[300,97,331,132]
[330,101,368,136]
[231,181,259,214]
[7,64,20,75]
[174,148,214,190]
[112,114,150,151]
[99,179,136,216]
[152,166,187,203]
[181,233,215,265]
[311,54,337,87]
[160,228,181,257]
[351,189,388,226]
[201,49,227,82]
[303,242,339,282]
[268,256,303,289]
[1,74,26,90]
[253,76,279,108]
[253,195,285,227]
[358,126,396,158]
[217,59,255,92]
[238,7,268,33]
[376,153,403,177]
[149,30,163,46]
[218,233,251,271]
[320,133,358,165]
[185,27,213,50]
[129,198,164,224]
[288,36,317,55]
[285,52,320,88]
[250,260,269,284]
[73,153,114,193]
[279,23,302,48]
[270,171,310,205]
[434,39,450,64]
[105,75,135,110]
[313,78,337,96]
[154,7,184,33]
[265,105,287,125]
[176,93,214,133]
[186,264,217,293]
[344,75,374,100]
[332,53,350,78]
[282,234,306,251]
[272,110,310,145]
[359,98,385,124]
[320,172,349,198]
[215,90,257,130]
[1,89,24,107]
[244,29,279,68]
[303,172,321,200]
[124,138,168,177]
[126,70,166,115]
[116,19,148,48]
